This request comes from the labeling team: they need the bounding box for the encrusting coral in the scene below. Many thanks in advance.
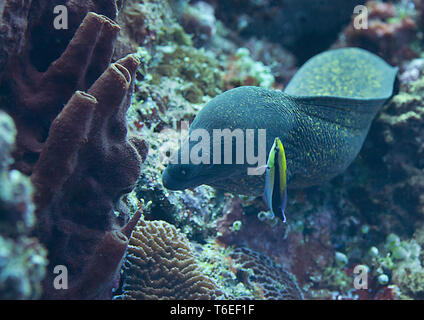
[0,1,148,299]
[116,218,225,300]
[229,247,304,300]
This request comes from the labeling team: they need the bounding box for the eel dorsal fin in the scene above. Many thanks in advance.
[284,48,398,129]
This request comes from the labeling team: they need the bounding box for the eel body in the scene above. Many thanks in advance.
[162,48,398,196]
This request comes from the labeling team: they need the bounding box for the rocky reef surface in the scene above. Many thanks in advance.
[0,0,423,300]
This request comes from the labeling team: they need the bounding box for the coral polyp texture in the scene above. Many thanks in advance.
[117,219,224,300]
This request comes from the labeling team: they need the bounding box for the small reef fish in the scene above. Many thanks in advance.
[264,137,288,223]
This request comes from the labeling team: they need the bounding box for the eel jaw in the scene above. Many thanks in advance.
[161,169,188,190]
[161,166,203,191]
[161,164,222,191]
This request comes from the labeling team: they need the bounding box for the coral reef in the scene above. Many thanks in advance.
[191,239,256,299]
[352,61,424,235]
[353,230,424,299]
[116,218,224,300]
[116,216,303,300]
[215,193,339,295]
[334,0,418,65]
[149,45,223,103]
[223,47,275,89]
[0,0,31,82]
[1,0,424,301]
[110,0,424,301]
[212,59,424,297]
[119,0,228,239]
[229,247,304,300]
[414,0,424,29]
[176,1,217,47]
[241,38,297,89]
[0,0,121,81]
[115,0,174,57]
[301,56,424,298]
[0,111,47,299]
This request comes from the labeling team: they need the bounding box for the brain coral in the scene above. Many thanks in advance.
[116,219,224,300]
[230,247,304,300]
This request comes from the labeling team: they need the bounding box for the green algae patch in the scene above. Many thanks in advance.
[150,45,223,103]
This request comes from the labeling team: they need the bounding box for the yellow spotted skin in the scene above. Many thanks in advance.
[285,47,395,99]
[162,48,398,195]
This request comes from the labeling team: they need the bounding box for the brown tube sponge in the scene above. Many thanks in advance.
[0,7,148,299]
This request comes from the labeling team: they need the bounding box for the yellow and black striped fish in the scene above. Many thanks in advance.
[264,137,288,223]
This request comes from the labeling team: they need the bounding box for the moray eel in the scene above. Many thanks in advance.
[162,48,397,196]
